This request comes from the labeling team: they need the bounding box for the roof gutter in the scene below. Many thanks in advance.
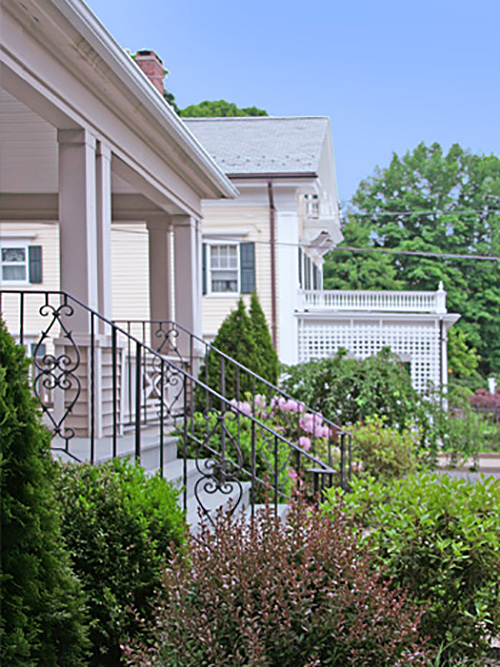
[228,172,317,180]
[267,180,278,350]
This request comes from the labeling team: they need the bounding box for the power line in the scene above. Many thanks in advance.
[345,208,500,217]
[111,226,500,262]
[340,246,500,263]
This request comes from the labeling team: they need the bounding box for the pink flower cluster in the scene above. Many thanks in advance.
[228,394,331,455]
[299,413,330,439]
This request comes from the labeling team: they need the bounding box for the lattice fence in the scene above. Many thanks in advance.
[297,319,441,393]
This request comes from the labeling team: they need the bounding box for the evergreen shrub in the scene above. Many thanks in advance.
[0,319,88,666]
[125,502,432,666]
[323,473,500,663]
[54,458,186,666]
[197,295,278,408]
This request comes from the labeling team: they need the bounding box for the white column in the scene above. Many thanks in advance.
[173,215,201,339]
[96,141,113,325]
[147,216,173,325]
[58,128,98,330]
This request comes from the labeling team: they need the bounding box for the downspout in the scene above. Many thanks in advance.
[267,180,278,349]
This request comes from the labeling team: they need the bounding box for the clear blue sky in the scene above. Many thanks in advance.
[85,0,500,204]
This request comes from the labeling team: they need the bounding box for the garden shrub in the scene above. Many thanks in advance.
[323,473,500,663]
[281,347,422,429]
[125,501,432,666]
[249,291,279,384]
[197,295,278,408]
[54,458,186,666]
[350,415,420,481]
[0,319,89,666]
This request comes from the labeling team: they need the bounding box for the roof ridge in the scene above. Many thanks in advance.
[184,116,329,122]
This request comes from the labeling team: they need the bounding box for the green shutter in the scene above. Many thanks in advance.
[29,246,43,284]
[240,242,255,294]
[298,248,303,287]
[202,243,207,295]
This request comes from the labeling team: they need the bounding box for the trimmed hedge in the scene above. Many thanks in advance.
[55,459,186,666]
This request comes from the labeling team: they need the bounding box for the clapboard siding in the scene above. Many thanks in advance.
[111,224,150,322]
[201,205,275,341]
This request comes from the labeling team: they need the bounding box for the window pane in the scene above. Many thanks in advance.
[3,265,27,281]
[211,269,238,293]
[2,247,26,262]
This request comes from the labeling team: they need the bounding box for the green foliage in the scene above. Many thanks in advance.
[447,328,480,378]
[179,99,268,117]
[249,292,279,384]
[324,473,500,662]
[198,297,278,405]
[324,216,404,290]
[282,347,421,430]
[54,458,186,666]
[324,142,500,377]
[126,502,431,666]
[350,415,420,481]
[0,319,89,666]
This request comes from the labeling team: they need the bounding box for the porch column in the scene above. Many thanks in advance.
[96,141,113,326]
[147,216,173,348]
[58,128,98,329]
[173,214,202,344]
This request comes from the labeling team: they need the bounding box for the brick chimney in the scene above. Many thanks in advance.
[134,50,165,95]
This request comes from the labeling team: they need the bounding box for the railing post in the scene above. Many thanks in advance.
[135,340,142,465]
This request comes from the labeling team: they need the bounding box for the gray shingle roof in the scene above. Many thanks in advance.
[184,117,329,176]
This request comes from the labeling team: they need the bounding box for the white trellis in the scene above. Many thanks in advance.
[296,284,459,393]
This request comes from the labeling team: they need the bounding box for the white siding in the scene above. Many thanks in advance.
[111,224,150,322]
[202,205,273,340]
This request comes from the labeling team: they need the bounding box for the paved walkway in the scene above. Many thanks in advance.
[437,453,500,481]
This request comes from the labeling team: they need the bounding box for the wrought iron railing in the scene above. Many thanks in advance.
[1,290,351,524]
[115,318,351,472]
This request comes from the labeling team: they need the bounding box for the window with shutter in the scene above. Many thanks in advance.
[240,242,255,294]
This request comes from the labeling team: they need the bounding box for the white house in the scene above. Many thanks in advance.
[185,116,343,364]
[185,119,459,393]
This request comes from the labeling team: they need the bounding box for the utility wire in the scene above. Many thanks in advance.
[111,226,500,262]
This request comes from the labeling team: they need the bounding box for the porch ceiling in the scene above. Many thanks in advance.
[0,89,175,218]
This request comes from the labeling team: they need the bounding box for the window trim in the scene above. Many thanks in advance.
[206,240,241,297]
[0,241,30,286]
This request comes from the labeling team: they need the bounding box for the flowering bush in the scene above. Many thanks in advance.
[125,502,432,666]
[230,393,340,463]
[469,388,500,410]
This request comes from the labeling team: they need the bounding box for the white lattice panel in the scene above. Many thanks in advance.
[298,318,440,393]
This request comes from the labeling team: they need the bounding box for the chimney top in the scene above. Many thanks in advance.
[134,50,165,95]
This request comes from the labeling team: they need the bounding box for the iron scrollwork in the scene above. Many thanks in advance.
[32,302,81,454]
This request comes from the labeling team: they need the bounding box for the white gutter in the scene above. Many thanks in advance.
[53,0,238,200]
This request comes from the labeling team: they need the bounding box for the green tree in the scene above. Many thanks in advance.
[0,320,88,665]
[249,292,279,385]
[198,299,259,404]
[324,143,500,376]
[180,99,268,117]
[324,217,404,290]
